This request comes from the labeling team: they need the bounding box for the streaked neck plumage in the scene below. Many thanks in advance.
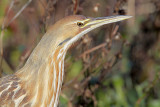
[15,29,68,106]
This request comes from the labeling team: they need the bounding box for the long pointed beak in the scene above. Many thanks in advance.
[84,15,132,29]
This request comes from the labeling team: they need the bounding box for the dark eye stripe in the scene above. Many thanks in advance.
[58,37,71,46]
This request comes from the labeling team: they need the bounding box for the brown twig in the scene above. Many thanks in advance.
[80,43,107,57]
[72,0,78,14]
[111,25,119,37]
[6,0,33,28]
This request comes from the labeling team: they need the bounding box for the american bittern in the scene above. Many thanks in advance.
[0,15,131,106]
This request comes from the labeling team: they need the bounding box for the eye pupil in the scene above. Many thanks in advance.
[77,22,84,27]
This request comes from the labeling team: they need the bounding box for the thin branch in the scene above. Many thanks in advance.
[80,43,107,57]
[111,25,119,37]
[6,0,33,28]
[72,0,78,14]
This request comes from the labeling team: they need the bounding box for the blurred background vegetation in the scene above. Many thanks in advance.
[0,0,160,107]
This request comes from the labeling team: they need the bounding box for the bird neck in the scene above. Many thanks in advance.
[15,31,67,106]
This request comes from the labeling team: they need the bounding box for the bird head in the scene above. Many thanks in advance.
[47,15,131,50]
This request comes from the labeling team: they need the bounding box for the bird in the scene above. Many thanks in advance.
[0,15,131,107]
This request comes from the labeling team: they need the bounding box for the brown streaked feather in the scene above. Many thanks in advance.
[0,75,28,106]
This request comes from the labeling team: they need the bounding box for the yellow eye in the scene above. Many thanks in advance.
[77,22,84,27]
